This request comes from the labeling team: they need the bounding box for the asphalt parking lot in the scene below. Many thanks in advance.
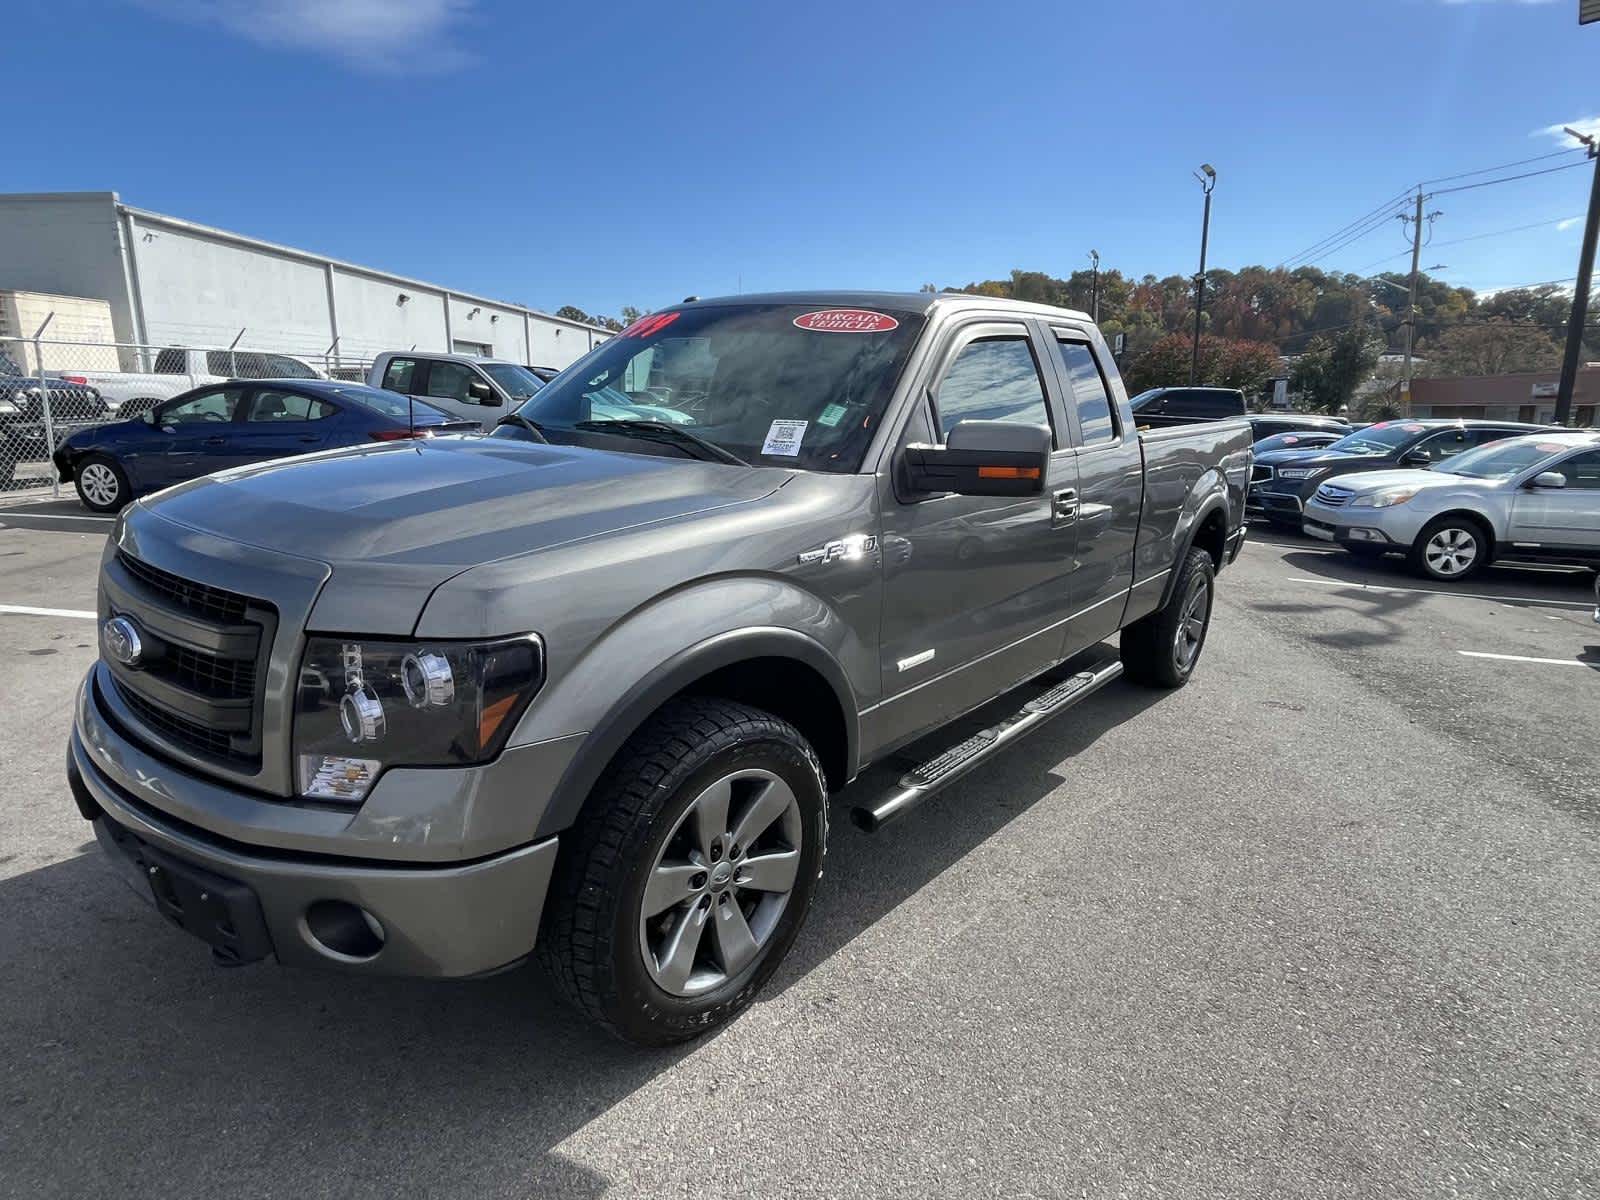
[2,503,1597,1199]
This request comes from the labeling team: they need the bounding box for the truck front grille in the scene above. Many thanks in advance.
[117,551,249,623]
[101,551,276,771]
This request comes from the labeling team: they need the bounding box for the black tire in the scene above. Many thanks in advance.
[1121,547,1216,688]
[538,697,828,1046]
[73,453,131,513]
[1407,514,1489,582]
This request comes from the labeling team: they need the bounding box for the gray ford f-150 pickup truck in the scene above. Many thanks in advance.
[67,292,1249,1045]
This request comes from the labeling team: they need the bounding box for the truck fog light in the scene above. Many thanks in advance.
[401,651,455,708]
[339,686,385,743]
[299,754,380,801]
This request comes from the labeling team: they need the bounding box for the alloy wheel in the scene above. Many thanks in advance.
[79,463,120,508]
[638,768,803,997]
[1172,572,1211,671]
[1424,527,1478,577]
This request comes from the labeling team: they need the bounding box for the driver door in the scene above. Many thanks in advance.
[146,386,246,488]
[874,319,1077,747]
[1508,448,1600,554]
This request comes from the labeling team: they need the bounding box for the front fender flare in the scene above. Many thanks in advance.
[533,626,859,839]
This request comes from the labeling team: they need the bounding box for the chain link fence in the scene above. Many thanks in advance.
[1,332,372,500]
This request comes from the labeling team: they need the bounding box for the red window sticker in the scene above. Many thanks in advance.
[1401,423,1425,432]
[620,311,682,338]
[1534,442,1568,452]
[793,309,900,333]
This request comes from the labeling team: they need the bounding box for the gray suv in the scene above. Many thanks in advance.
[68,292,1250,1044]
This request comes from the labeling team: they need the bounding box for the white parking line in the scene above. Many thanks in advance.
[1284,576,1590,611]
[0,604,96,619]
[1459,651,1597,668]
[0,512,113,522]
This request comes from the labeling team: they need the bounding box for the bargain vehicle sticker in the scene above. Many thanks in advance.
[1401,423,1425,433]
[620,311,681,338]
[762,419,808,456]
[793,309,900,333]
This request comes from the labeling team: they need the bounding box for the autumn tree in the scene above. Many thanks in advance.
[1124,334,1280,396]
[1290,326,1384,414]
[1421,319,1563,376]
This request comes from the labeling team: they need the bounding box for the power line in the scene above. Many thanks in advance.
[1428,159,1590,197]
[1354,214,1587,272]
[1418,147,1586,186]
[1278,188,1414,269]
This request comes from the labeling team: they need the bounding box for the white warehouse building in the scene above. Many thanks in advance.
[0,191,611,372]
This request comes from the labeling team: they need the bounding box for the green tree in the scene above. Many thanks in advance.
[555,305,593,324]
[618,305,644,326]
[1422,319,1564,376]
[1290,325,1384,414]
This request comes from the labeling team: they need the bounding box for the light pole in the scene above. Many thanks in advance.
[1555,126,1599,426]
[1088,249,1100,324]
[1190,164,1217,385]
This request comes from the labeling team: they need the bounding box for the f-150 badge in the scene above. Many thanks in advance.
[797,533,878,566]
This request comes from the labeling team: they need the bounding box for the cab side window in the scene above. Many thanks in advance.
[160,387,243,424]
[425,361,477,403]
[1054,339,1117,445]
[1411,430,1472,462]
[1548,449,1600,489]
[381,358,418,394]
[934,336,1053,445]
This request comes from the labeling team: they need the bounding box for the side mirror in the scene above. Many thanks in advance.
[1530,471,1567,489]
[140,410,157,425]
[467,378,499,405]
[902,419,1050,497]
[1400,450,1431,467]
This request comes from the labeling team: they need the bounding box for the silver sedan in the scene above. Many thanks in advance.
[1301,431,1600,581]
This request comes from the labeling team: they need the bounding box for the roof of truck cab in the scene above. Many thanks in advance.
[679,291,1095,323]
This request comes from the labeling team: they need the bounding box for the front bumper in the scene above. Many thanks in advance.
[1301,499,1425,549]
[70,693,562,979]
[1245,486,1308,521]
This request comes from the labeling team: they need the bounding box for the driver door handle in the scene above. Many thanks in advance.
[1053,488,1078,523]
[203,436,227,446]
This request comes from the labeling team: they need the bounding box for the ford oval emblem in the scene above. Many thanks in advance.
[102,616,144,668]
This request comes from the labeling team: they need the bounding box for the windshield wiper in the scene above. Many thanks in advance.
[495,412,549,443]
[573,419,748,466]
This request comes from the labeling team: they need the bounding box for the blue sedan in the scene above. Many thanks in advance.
[52,379,476,512]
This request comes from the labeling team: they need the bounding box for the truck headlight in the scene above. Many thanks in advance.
[1350,487,1420,508]
[294,634,544,802]
[1276,467,1327,481]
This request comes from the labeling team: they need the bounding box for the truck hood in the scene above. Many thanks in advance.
[139,437,790,633]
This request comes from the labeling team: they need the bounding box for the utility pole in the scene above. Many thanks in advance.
[1555,126,1599,426]
[1398,191,1440,417]
[1088,249,1100,324]
[1190,164,1217,385]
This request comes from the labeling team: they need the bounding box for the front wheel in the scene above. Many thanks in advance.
[1121,547,1216,688]
[74,454,131,513]
[1408,516,1488,581]
[539,697,828,1046]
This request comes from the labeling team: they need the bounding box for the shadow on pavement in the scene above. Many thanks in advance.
[0,666,1168,1196]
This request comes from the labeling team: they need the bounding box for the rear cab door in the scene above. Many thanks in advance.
[1040,324,1143,655]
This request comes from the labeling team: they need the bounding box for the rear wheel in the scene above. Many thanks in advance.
[539,697,828,1046]
[74,454,130,513]
[1121,547,1215,688]
[1408,516,1488,581]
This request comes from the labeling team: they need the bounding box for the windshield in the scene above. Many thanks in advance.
[1324,422,1429,456]
[501,302,925,471]
[1437,437,1569,480]
[480,363,545,401]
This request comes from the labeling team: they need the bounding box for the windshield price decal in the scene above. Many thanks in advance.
[793,309,900,333]
[620,311,682,338]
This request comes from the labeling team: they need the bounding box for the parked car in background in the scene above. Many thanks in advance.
[367,351,547,430]
[52,346,324,416]
[1251,430,1345,455]
[1302,431,1600,580]
[1,349,109,487]
[52,378,475,512]
[1247,418,1547,527]
[1129,386,1246,428]
[1247,413,1350,442]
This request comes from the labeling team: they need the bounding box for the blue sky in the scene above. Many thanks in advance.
[10,0,1600,316]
